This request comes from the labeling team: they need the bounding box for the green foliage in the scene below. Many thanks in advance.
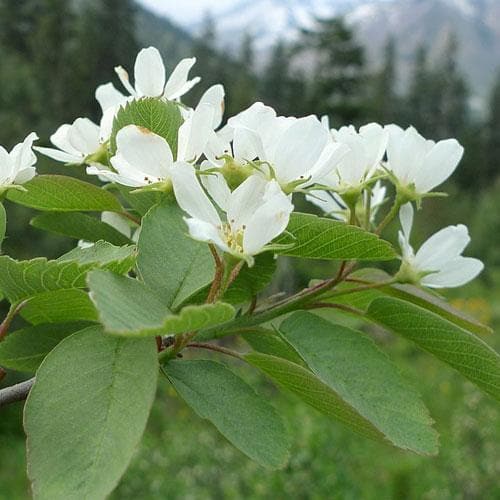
[31,212,132,245]
[224,253,277,304]
[88,269,235,337]
[137,203,215,308]
[243,329,306,366]
[7,175,123,212]
[275,213,396,261]
[110,98,183,156]
[0,322,91,372]
[279,312,438,454]
[24,326,158,500]
[368,297,500,402]
[163,359,290,468]
[21,289,98,325]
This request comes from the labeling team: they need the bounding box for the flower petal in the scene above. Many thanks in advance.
[177,103,215,162]
[67,118,100,155]
[415,224,470,271]
[416,139,464,193]
[34,146,80,164]
[243,180,294,255]
[421,257,484,288]
[164,58,199,100]
[184,217,228,252]
[134,47,166,97]
[171,163,221,226]
[200,161,231,211]
[198,84,225,129]
[227,175,268,230]
[95,83,125,112]
[112,125,173,180]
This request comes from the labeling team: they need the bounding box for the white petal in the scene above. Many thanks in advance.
[198,84,225,129]
[170,163,221,226]
[184,217,228,252]
[227,175,268,230]
[421,257,484,288]
[11,132,38,173]
[232,127,263,162]
[101,212,131,238]
[49,124,79,155]
[200,161,231,211]
[415,139,464,193]
[112,125,173,180]
[164,58,199,100]
[307,142,348,185]
[359,123,388,173]
[399,203,414,241]
[14,167,36,184]
[177,103,215,162]
[95,83,126,112]
[86,165,145,187]
[99,106,117,143]
[243,181,294,255]
[415,224,471,271]
[273,115,329,184]
[0,146,13,183]
[114,66,136,96]
[68,118,100,155]
[34,146,80,164]
[134,47,166,97]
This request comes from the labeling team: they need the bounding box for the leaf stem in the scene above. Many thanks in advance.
[0,301,27,342]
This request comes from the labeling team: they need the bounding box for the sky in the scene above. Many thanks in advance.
[139,0,235,25]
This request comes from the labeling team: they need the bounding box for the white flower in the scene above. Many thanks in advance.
[306,180,386,223]
[0,132,38,188]
[114,47,200,101]
[208,103,347,191]
[35,118,100,164]
[87,85,223,188]
[386,125,464,195]
[171,163,294,265]
[397,203,483,288]
[326,123,388,190]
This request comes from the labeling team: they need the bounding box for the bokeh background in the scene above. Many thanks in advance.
[1,0,499,498]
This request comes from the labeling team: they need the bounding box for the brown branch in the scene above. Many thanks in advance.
[0,301,27,341]
[304,302,365,316]
[187,342,243,360]
[0,377,35,408]
[206,245,225,303]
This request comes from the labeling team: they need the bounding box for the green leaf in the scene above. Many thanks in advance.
[0,256,89,302]
[57,240,136,275]
[110,98,183,156]
[21,289,98,325]
[242,329,306,366]
[0,244,134,303]
[279,312,438,454]
[25,326,158,500]
[88,270,235,337]
[367,297,500,402]
[137,203,215,309]
[163,359,290,468]
[7,175,122,212]
[274,213,396,261]
[223,253,277,304]
[0,201,6,251]
[246,353,386,442]
[31,212,132,246]
[116,184,168,216]
[0,322,92,372]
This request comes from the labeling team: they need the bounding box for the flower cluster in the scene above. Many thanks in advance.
[0,46,483,287]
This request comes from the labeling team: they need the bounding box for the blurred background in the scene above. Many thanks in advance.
[1,0,499,498]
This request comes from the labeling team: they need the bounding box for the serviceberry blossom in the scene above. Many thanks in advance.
[397,203,483,288]
[325,123,388,191]
[35,118,101,165]
[86,85,224,188]
[306,180,386,223]
[0,132,38,189]
[207,103,347,192]
[386,125,464,196]
[171,163,293,265]
[114,46,200,101]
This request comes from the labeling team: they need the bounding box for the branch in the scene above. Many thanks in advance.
[0,300,27,341]
[187,342,243,360]
[0,377,35,408]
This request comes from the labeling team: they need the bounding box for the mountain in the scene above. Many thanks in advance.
[169,0,499,109]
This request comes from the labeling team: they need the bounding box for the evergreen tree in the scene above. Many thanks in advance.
[74,0,139,118]
[369,37,399,124]
[299,16,366,125]
[484,72,500,184]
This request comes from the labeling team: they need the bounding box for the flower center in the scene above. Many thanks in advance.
[220,222,245,253]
